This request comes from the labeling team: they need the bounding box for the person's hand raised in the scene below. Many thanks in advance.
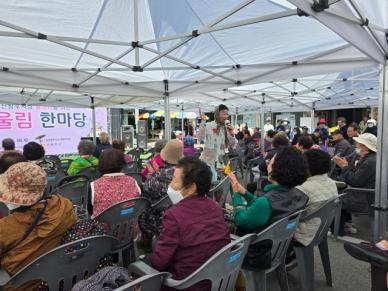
[228,173,246,195]
[333,155,348,168]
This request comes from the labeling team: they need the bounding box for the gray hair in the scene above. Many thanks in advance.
[78,140,95,155]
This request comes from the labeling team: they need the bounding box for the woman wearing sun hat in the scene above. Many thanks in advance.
[138,139,184,251]
[333,132,377,188]
[0,162,77,290]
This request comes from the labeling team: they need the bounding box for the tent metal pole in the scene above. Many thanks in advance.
[141,0,254,69]
[310,104,315,133]
[181,106,185,139]
[260,102,265,153]
[242,43,351,83]
[374,61,388,242]
[164,80,171,141]
[0,19,135,70]
[286,0,385,63]
[141,46,237,83]
[134,108,139,135]
[74,0,108,67]
[91,96,96,144]
[139,9,296,46]
[133,0,139,66]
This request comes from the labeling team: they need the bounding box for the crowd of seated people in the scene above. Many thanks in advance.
[0,110,382,290]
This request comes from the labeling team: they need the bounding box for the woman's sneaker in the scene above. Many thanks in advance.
[344,222,358,234]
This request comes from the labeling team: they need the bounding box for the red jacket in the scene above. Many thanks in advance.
[151,195,230,291]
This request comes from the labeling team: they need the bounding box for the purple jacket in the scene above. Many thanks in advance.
[151,196,230,291]
[183,145,197,157]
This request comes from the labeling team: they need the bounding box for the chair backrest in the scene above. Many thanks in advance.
[0,202,8,218]
[342,187,375,215]
[128,148,144,162]
[246,155,263,169]
[7,235,118,291]
[209,175,231,207]
[44,171,67,197]
[123,161,141,174]
[299,197,339,246]
[250,211,303,273]
[151,195,172,212]
[78,166,101,181]
[164,234,254,291]
[114,273,166,291]
[243,156,264,185]
[126,172,143,188]
[94,197,151,250]
[54,178,90,208]
[44,155,62,169]
[56,174,91,187]
[229,157,239,172]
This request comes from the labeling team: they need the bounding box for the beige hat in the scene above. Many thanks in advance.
[160,140,184,165]
[354,133,377,152]
[0,162,47,206]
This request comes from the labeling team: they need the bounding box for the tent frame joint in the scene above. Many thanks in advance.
[132,66,143,72]
[311,0,329,13]
[191,30,200,37]
[360,18,369,27]
[296,8,309,17]
[131,41,142,48]
[37,32,47,39]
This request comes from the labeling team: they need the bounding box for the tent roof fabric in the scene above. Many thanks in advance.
[0,0,385,111]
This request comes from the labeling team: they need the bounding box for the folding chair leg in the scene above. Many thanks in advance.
[121,245,136,268]
[371,265,388,291]
[276,263,290,291]
[294,246,315,291]
[318,236,333,286]
[334,204,342,240]
[242,269,266,291]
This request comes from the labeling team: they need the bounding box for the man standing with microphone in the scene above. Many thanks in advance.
[197,104,230,182]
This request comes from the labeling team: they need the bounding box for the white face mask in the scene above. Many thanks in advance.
[367,123,374,128]
[167,186,184,204]
[355,148,363,156]
[5,203,19,211]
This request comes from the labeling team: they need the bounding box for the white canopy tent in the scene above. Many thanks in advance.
[0,0,387,239]
[0,0,381,104]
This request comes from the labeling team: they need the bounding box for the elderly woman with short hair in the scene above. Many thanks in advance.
[67,140,99,176]
[151,156,230,291]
